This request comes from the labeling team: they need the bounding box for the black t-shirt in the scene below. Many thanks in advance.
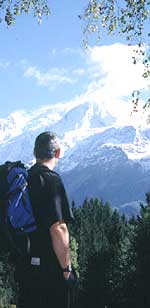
[28,163,74,230]
[15,164,74,282]
[26,163,74,269]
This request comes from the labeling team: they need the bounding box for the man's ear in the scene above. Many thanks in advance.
[55,148,60,159]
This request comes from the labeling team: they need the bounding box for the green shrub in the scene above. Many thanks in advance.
[0,254,17,308]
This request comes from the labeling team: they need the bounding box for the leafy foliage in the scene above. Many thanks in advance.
[0,0,50,26]
[70,235,80,277]
[0,254,17,308]
[80,0,150,45]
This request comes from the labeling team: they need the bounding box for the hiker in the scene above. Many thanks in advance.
[15,131,77,308]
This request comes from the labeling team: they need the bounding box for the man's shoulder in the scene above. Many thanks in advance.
[29,163,58,175]
[29,164,62,184]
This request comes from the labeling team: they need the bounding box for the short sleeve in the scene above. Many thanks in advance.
[28,164,74,230]
[40,172,74,228]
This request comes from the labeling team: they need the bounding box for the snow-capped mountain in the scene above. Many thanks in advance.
[0,100,150,215]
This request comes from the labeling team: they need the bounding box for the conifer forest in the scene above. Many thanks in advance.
[1,194,150,308]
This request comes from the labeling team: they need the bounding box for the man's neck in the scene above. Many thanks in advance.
[37,158,56,170]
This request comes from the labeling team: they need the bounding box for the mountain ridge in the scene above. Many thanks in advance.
[0,101,150,215]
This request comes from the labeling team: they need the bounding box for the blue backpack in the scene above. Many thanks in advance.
[0,161,37,255]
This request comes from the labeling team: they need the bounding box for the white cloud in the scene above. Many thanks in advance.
[81,43,150,126]
[61,47,84,56]
[48,47,84,58]
[88,43,149,96]
[24,66,75,88]
[72,68,85,76]
[49,48,57,56]
[0,59,10,69]
[20,43,150,127]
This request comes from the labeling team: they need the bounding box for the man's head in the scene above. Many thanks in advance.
[34,132,60,162]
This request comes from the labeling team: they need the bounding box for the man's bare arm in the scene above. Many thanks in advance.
[50,220,71,274]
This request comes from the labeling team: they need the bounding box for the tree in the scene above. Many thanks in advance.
[0,254,17,308]
[0,0,50,26]
[71,198,136,308]
[81,1,150,44]
[80,0,150,114]
[134,194,150,308]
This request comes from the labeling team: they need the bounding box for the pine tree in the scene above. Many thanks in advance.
[70,197,138,308]
[134,193,150,308]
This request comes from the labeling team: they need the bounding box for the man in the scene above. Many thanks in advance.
[16,131,76,308]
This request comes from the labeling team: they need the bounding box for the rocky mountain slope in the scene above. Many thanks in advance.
[1,101,150,215]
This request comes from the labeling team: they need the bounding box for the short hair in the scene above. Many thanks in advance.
[34,132,60,160]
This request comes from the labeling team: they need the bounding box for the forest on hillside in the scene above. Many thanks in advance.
[1,194,150,308]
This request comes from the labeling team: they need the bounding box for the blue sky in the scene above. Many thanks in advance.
[0,0,149,123]
[0,1,86,116]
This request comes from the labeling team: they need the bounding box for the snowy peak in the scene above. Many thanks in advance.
[1,101,150,213]
[0,101,150,173]
[51,101,116,139]
[57,126,132,173]
[0,106,64,145]
[0,101,116,145]
[0,112,26,144]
